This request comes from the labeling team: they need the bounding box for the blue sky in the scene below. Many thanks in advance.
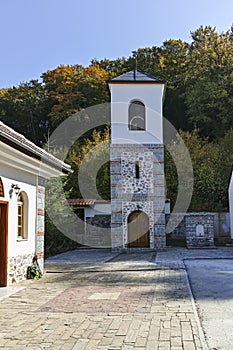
[0,0,233,88]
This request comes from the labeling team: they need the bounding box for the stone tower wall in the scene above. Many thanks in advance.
[110,144,166,250]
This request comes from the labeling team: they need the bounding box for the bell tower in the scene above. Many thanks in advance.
[108,70,166,250]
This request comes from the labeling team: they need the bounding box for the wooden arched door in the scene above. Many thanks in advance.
[127,210,149,248]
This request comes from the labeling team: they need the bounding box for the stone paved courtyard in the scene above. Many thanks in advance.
[0,247,233,349]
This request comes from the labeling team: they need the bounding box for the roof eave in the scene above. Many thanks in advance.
[0,134,72,175]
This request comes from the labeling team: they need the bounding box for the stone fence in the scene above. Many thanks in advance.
[166,212,231,246]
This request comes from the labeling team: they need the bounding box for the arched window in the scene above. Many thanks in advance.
[0,177,4,197]
[196,224,204,237]
[129,100,145,130]
[17,192,28,239]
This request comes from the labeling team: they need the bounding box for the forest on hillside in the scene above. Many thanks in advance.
[1,25,233,215]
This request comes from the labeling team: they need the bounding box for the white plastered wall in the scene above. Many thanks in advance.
[1,163,37,258]
[85,203,111,219]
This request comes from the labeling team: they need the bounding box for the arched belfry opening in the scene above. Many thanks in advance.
[129,100,145,130]
[127,210,149,248]
[0,177,4,197]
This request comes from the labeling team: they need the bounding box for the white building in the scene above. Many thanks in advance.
[66,199,111,247]
[0,121,72,286]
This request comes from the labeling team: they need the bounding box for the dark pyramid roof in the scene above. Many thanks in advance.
[109,70,165,83]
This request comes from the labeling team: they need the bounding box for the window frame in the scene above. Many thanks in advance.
[128,100,146,131]
[17,191,28,240]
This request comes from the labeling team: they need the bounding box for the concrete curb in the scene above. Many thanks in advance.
[183,259,209,350]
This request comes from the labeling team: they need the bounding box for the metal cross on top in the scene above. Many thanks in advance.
[132,51,138,77]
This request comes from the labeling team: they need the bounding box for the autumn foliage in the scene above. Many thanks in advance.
[0,25,233,211]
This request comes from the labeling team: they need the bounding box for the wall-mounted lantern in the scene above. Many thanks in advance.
[10,184,21,198]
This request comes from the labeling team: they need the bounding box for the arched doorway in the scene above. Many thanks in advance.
[127,210,150,248]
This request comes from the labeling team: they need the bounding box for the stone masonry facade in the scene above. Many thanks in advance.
[166,212,231,246]
[84,215,111,247]
[186,213,215,248]
[8,253,34,285]
[110,144,166,250]
[121,151,154,194]
[36,182,45,273]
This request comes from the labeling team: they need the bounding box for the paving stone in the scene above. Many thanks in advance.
[70,339,89,350]
[99,336,113,346]
[109,318,122,330]
[2,248,227,350]
[157,340,170,349]
[182,331,194,342]
[116,320,131,336]
[146,340,159,349]
[124,329,139,343]
[171,336,182,347]
[182,340,196,350]
[134,336,147,347]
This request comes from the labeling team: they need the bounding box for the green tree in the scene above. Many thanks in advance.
[42,64,110,128]
[66,127,110,200]
[184,26,233,139]
[165,129,230,212]
[0,80,50,145]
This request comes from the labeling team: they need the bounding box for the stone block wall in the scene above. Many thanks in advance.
[167,212,231,246]
[165,214,186,245]
[85,215,111,247]
[110,144,166,250]
[36,182,45,273]
[186,213,215,248]
[8,253,34,284]
[121,151,154,194]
